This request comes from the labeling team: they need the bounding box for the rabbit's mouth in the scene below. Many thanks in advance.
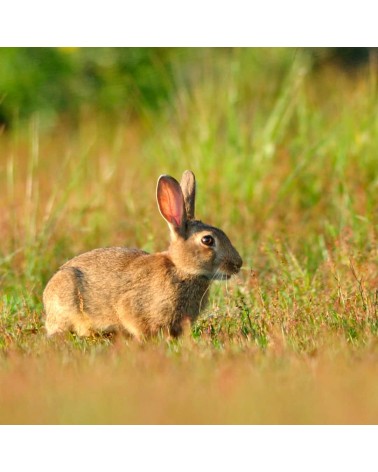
[214,259,242,280]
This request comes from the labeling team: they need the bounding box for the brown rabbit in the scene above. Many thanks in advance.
[43,170,242,339]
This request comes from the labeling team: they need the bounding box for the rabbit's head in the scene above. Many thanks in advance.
[157,170,242,280]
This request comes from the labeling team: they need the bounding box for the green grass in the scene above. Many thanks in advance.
[1,48,378,423]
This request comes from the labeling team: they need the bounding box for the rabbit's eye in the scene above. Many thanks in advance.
[201,235,215,247]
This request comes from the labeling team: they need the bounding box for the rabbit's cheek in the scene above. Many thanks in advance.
[199,246,217,266]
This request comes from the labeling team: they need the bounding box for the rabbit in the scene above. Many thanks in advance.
[43,170,243,340]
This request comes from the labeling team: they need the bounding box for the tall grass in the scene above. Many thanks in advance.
[0,48,378,423]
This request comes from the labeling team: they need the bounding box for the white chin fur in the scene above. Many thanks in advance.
[213,273,231,281]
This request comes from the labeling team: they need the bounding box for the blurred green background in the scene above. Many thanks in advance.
[0,47,374,129]
[0,47,179,127]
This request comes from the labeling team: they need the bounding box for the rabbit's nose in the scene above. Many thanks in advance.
[230,256,243,273]
[234,254,243,270]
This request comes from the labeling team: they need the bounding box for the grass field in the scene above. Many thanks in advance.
[1,48,378,424]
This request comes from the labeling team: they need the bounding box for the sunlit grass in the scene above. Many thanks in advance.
[0,48,378,423]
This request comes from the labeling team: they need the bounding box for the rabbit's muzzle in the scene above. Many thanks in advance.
[219,254,243,278]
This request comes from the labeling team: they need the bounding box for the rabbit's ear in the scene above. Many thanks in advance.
[180,170,196,220]
[157,175,187,237]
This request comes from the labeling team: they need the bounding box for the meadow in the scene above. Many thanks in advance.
[0,48,378,424]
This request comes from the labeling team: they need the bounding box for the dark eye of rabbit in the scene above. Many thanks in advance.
[201,235,215,247]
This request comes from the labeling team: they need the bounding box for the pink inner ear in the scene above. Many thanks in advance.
[158,177,184,227]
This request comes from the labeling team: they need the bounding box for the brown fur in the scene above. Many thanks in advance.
[43,171,242,338]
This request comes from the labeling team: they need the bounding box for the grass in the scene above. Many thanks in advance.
[1,48,378,424]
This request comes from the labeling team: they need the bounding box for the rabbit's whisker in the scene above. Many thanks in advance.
[199,267,223,313]
[199,270,218,312]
